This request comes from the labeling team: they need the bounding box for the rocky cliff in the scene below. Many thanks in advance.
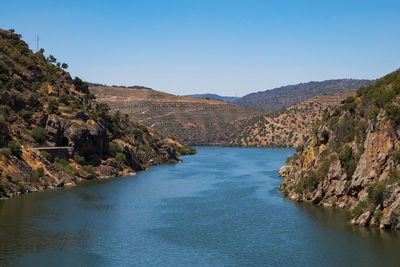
[0,29,191,199]
[279,70,400,229]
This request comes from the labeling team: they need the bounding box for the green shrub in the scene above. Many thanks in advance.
[0,178,9,195]
[115,152,126,164]
[355,119,368,143]
[342,96,357,111]
[312,121,321,136]
[131,129,144,142]
[41,151,52,162]
[19,109,34,120]
[74,154,86,165]
[373,210,383,222]
[0,147,11,157]
[336,116,356,143]
[389,168,400,182]
[178,145,197,155]
[367,181,388,206]
[367,105,380,120]
[393,77,400,94]
[338,145,358,178]
[391,150,400,164]
[8,141,22,157]
[59,92,69,105]
[109,141,123,156]
[294,179,306,194]
[81,165,96,174]
[17,181,24,193]
[30,167,44,182]
[31,82,42,92]
[48,98,59,114]
[294,161,330,194]
[351,201,367,217]
[54,157,76,176]
[31,127,48,144]
[384,103,400,125]
[73,77,89,94]
[374,87,395,108]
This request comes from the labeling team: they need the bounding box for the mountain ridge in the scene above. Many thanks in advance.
[233,79,372,111]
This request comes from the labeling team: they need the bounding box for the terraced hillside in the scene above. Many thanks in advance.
[90,85,264,145]
[230,92,356,147]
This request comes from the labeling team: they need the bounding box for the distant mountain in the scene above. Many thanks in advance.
[233,79,373,111]
[185,94,239,103]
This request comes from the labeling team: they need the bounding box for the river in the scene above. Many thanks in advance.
[1,147,400,266]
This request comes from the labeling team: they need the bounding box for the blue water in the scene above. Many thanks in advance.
[1,147,400,266]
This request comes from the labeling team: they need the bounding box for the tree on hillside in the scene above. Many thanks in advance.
[47,55,57,63]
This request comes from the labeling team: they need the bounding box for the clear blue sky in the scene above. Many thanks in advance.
[3,0,400,96]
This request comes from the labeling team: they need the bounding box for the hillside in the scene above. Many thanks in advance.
[0,29,190,199]
[233,79,372,111]
[230,92,356,147]
[185,93,239,103]
[90,85,264,145]
[279,70,400,229]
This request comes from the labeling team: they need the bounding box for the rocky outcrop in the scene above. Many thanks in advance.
[279,70,400,229]
[46,115,109,160]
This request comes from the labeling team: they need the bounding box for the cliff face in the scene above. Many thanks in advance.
[0,29,187,199]
[279,70,400,229]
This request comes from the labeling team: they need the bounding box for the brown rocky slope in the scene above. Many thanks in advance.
[0,29,191,199]
[279,69,400,229]
[230,92,356,147]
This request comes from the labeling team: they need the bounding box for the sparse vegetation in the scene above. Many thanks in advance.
[8,141,22,157]
[367,181,388,206]
[384,103,400,125]
[338,145,358,178]
[109,141,123,156]
[31,127,48,144]
[54,158,76,176]
[48,98,59,114]
[81,164,96,174]
[351,201,367,217]
[177,145,197,155]
[115,152,126,164]
[30,167,44,182]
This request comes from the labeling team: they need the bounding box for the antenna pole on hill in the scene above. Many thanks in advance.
[36,35,39,52]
